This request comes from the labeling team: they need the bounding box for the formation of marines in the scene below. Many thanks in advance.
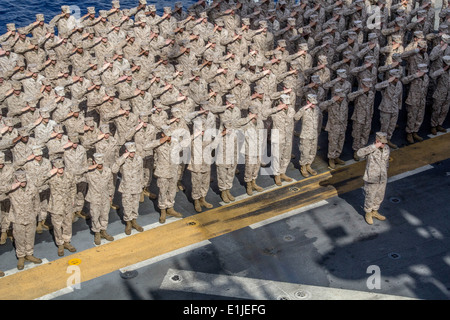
[0,0,449,274]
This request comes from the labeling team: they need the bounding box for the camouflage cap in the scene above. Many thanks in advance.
[32,146,43,156]
[15,170,27,182]
[68,134,80,144]
[376,132,388,143]
[93,153,104,164]
[99,124,110,134]
[307,94,318,104]
[125,141,136,152]
[53,158,65,169]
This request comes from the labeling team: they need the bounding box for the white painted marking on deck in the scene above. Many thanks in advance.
[249,200,329,229]
[160,268,415,300]
[388,165,433,183]
[119,240,211,273]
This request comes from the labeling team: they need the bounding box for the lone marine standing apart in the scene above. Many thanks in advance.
[356,132,390,225]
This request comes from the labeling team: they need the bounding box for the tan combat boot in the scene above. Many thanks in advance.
[412,132,423,142]
[111,202,120,210]
[25,255,42,264]
[328,158,336,169]
[437,125,446,132]
[280,173,293,182]
[177,181,185,191]
[100,230,114,241]
[17,257,25,270]
[387,140,398,149]
[199,197,213,208]
[226,190,235,201]
[430,127,437,135]
[246,182,253,196]
[131,219,143,232]
[0,232,7,245]
[64,242,77,252]
[36,220,45,234]
[364,211,374,225]
[306,164,317,176]
[167,207,183,218]
[406,133,414,144]
[221,190,230,203]
[144,187,157,200]
[300,165,309,178]
[372,210,386,221]
[194,199,203,212]
[251,180,263,192]
[125,221,132,235]
[58,245,64,257]
[274,175,282,186]
[74,211,89,220]
[94,232,101,245]
[159,209,167,224]
[140,191,145,203]
[0,270,4,277]
[353,151,360,161]
[335,158,345,165]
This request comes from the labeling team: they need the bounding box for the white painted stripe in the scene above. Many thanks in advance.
[219,179,298,206]
[160,268,415,300]
[2,258,49,278]
[427,129,449,138]
[35,286,74,300]
[95,216,181,246]
[249,200,329,229]
[119,240,211,273]
[388,164,433,183]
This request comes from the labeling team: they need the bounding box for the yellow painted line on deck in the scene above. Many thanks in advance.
[1,133,449,300]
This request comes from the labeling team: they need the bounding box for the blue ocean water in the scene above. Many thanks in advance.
[0,0,197,35]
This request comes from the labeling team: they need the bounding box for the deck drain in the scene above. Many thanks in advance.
[277,296,289,300]
[171,274,182,282]
[388,252,401,260]
[283,235,295,242]
[187,221,197,226]
[294,290,311,300]
[389,197,401,204]
[120,270,138,280]
[289,186,300,192]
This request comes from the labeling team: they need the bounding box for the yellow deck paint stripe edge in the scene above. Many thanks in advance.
[0,133,449,300]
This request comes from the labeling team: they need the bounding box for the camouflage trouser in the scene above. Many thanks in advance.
[143,155,154,189]
[244,155,260,183]
[50,210,73,246]
[178,163,186,183]
[122,193,140,222]
[37,189,50,223]
[217,165,237,191]
[327,126,346,159]
[157,177,177,210]
[405,103,426,133]
[74,182,87,213]
[271,130,293,176]
[299,137,317,166]
[352,121,372,151]
[191,171,211,200]
[13,223,36,258]
[89,200,110,233]
[379,111,399,140]
[0,199,11,233]
[431,98,450,127]
[363,180,387,213]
